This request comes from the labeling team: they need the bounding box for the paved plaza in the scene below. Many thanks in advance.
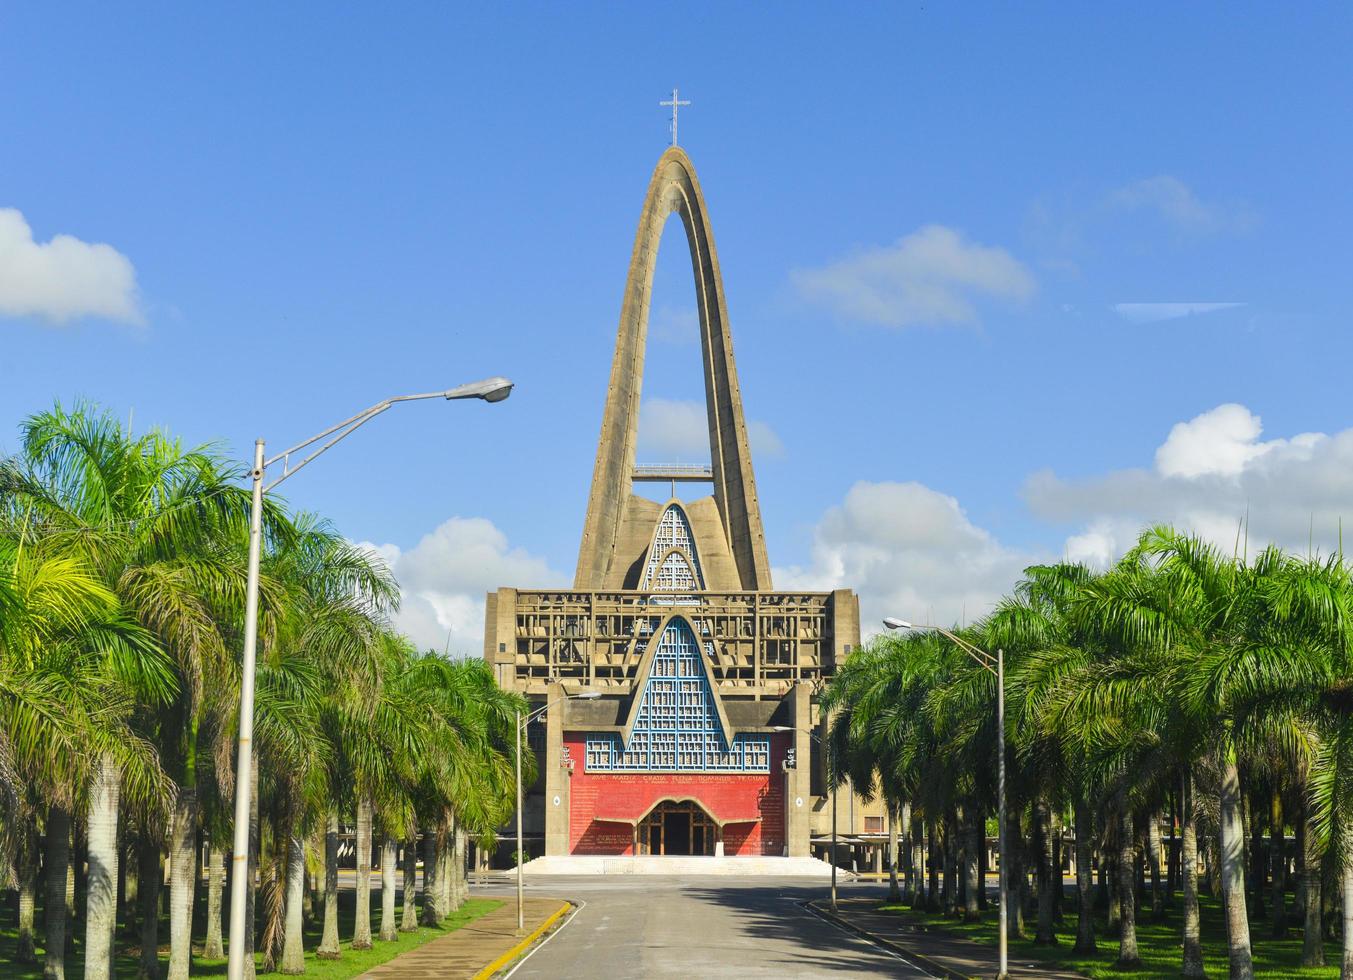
[475,875,934,979]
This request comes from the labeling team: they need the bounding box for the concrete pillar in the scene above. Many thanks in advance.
[875,845,883,874]
[544,683,571,856]
[785,682,812,857]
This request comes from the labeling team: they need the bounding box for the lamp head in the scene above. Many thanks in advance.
[771,725,795,733]
[575,691,602,700]
[445,377,514,402]
[882,617,913,630]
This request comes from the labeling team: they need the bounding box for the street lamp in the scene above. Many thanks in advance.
[515,690,600,933]
[225,378,513,980]
[772,725,839,911]
[884,617,1008,980]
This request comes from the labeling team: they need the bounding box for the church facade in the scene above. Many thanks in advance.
[484,146,873,860]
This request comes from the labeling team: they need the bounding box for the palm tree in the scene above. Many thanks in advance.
[6,402,272,979]
[1,463,175,980]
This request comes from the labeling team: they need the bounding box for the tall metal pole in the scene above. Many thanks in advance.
[515,709,524,934]
[996,647,1008,980]
[226,440,265,980]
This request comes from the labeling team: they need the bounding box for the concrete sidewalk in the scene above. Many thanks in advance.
[813,899,1087,980]
[360,897,569,979]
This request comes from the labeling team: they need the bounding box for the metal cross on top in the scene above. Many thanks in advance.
[660,87,690,146]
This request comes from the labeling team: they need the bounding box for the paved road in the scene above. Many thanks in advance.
[474,875,935,979]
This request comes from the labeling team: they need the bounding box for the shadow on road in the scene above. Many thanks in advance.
[682,881,919,976]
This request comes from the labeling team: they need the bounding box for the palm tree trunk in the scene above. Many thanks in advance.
[84,755,123,980]
[1269,789,1287,937]
[1116,804,1141,967]
[1073,796,1095,954]
[908,813,924,909]
[204,846,225,959]
[1301,793,1325,966]
[900,803,915,903]
[437,824,453,915]
[124,844,139,937]
[379,836,398,941]
[1247,791,1265,917]
[166,787,197,980]
[1147,809,1164,921]
[962,807,981,922]
[1167,790,1179,907]
[942,816,957,916]
[1340,839,1353,980]
[70,822,83,927]
[1007,808,1026,939]
[1218,749,1255,979]
[280,834,306,974]
[1035,798,1056,944]
[317,812,340,959]
[1052,810,1064,921]
[401,833,418,931]
[352,799,373,949]
[454,822,468,910]
[136,837,161,980]
[309,831,323,921]
[420,828,439,924]
[925,815,940,911]
[1181,772,1204,977]
[43,804,71,980]
[886,807,901,902]
[17,814,39,963]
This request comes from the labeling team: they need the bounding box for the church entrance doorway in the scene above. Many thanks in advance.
[638,801,716,856]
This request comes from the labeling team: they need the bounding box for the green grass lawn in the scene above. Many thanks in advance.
[876,893,1343,979]
[0,887,501,979]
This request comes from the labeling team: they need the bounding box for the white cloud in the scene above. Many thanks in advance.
[1155,403,1288,478]
[1106,176,1253,234]
[638,397,785,460]
[775,481,1038,637]
[0,208,141,324]
[357,517,564,657]
[1026,403,1341,565]
[1113,302,1244,324]
[792,224,1035,328]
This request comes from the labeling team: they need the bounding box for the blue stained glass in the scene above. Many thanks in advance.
[585,619,769,773]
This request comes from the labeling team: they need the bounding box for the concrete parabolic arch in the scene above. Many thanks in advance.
[575,147,772,591]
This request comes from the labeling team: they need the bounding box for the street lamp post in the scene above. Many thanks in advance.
[515,691,600,933]
[772,725,838,910]
[225,377,514,980]
[884,618,1008,980]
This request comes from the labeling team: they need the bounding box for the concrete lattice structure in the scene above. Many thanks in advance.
[485,147,880,862]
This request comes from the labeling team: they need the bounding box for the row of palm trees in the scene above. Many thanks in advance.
[824,526,1353,979]
[0,401,531,978]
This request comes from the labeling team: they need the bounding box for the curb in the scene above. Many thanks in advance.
[472,901,572,980]
[805,900,973,980]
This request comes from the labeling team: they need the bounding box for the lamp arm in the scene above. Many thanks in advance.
[521,693,584,729]
[265,404,391,492]
[263,389,454,491]
[933,625,998,674]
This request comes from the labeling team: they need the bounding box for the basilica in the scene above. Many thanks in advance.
[484,146,881,861]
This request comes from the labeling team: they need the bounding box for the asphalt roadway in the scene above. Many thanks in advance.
[474,875,936,979]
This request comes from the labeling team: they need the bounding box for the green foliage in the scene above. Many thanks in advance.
[827,526,1353,972]
[0,399,528,975]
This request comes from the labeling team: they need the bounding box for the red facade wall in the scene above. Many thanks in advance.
[564,732,788,856]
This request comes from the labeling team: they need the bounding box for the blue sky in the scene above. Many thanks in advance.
[4,4,1352,651]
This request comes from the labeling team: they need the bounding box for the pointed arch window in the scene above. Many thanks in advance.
[585,619,768,772]
[641,504,705,592]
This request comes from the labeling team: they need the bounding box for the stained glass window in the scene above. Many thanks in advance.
[585,619,769,772]
[641,505,705,592]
